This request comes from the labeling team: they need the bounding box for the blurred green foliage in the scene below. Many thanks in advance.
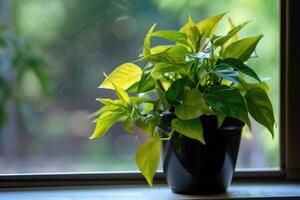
[0,24,53,131]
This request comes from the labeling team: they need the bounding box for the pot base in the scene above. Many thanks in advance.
[171,187,227,195]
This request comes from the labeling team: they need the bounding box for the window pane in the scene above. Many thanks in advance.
[0,0,279,173]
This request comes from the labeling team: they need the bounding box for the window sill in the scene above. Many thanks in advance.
[0,181,300,199]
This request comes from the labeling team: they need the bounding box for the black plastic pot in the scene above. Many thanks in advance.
[158,113,244,194]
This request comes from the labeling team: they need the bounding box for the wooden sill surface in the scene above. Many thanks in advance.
[0,181,300,199]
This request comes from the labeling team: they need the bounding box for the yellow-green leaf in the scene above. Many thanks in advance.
[89,112,124,139]
[222,35,263,62]
[113,82,131,108]
[237,78,271,96]
[180,16,195,30]
[88,105,122,119]
[141,45,188,64]
[99,63,142,90]
[144,24,157,56]
[180,16,201,50]
[96,98,123,107]
[150,45,172,54]
[102,77,131,108]
[228,18,238,42]
[247,82,271,94]
[171,118,205,144]
[214,20,250,46]
[152,30,189,46]
[135,136,161,187]
[197,12,226,40]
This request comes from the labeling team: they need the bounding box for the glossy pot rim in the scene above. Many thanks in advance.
[159,111,245,130]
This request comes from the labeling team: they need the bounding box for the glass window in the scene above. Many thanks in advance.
[0,0,279,174]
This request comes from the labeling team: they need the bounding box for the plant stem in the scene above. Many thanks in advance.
[160,130,174,141]
[156,80,165,92]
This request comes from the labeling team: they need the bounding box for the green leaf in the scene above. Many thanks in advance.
[153,99,161,111]
[186,50,212,60]
[137,64,156,93]
[152,30,189,46]
[126,81,139,93]
[135,136,161,187]
[165,45,189,63]
[141,45,188,64]
[167,45,189,55]
[237,77,271,96]
[89,111,124,139]
[197,12,227,40]
[136,114,161,137]
[123,112,134,134]
[156,88,170,110]
[245,88,275,137]
[152,63,187,79]
[141,52,177,64]
[204,85,251,128]
[99,63,142,90]
[171,118,205,144]
[222,35,263,62]
[214,21,250,46]
[124,118,134,133]
[218,58,261,82]
[166,78,186,105]
[144,24,156,56]
[139,102,154,114]
[175,88,211,120]
[196,39,213,58]
[213,64,241,84]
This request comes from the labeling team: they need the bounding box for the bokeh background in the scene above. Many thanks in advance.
[0,0,279,173]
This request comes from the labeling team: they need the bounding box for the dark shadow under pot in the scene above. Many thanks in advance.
[158,113,244,194]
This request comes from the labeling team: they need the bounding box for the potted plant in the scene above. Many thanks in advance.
[89,12,275,194]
